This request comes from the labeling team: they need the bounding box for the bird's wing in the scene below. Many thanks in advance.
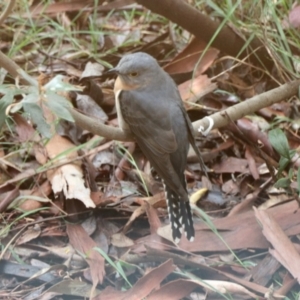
[119,89,177,155]
[119,89,187,196]
[179,102,207,176]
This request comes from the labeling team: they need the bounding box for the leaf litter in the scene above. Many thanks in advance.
[1,1,300,299]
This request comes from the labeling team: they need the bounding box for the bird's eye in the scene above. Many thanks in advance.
[129,72,138,77]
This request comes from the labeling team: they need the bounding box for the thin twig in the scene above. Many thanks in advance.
[0,0,16,26]
[0,48,299,141]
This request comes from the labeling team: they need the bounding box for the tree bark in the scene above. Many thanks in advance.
[135,0,273,70]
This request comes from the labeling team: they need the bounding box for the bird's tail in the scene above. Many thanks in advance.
[165,186,195,243]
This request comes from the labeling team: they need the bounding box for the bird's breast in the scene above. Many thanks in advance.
[114,89,130,131]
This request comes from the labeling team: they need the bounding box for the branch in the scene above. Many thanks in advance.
[193,79,300,136]
[135,0,273,70]
[70,109,133,141]
[0,0,16,26]
[0,51,36,85]
[0,49,299,141]
[71,80,300,140]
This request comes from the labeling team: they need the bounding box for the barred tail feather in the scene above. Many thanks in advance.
[165,186,194,243]
[179,197,195,242]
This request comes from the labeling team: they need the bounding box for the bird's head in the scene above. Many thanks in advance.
[108,52,163,90]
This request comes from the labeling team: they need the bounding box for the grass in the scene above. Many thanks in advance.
[94,246,132,288]
[201,0,300,80]
[8,0,168,68]
[115,142,151,197]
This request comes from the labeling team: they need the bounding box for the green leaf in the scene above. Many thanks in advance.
[22,92,39,104]
[45,91,74,122]
[0,85,23,95]
[0,85,38,96]
[268,128,291,159]
[278,156,290,175]
[274,177,291,189]
[43,75,82,92]
[12,92,39,114]
[93,247,132,287]
[0,92,14,129]
[23,102,51,138]
[17,69,38,87]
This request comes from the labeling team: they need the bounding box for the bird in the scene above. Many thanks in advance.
[108,52,206,243]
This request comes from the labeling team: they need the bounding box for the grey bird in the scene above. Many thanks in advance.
[109,52,206,242]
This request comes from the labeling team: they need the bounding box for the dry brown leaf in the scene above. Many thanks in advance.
[160,200,300,252]
[178,75,217,110]
[0,188,20,213]
[0,169,36,193]
[111,233,134,248]
[157,224,175,243]
[13,114,37,142]
[245,146,260,180]
[213,157,249,174]
[132,233,172,254]
[276,276,297,296]
[46,135,95,208]
[258,193,290,210]
[49,164,95,208]
[28,0,135,17]
[67,224,105,288]
[227,191,260,216]
[237,118,274,155]
[221,179,239,196]
[216,268,272,296]
[196,280,258,298]
[17,181,52,211]
[249,254,280,287]
[44,278,101,298]
[254,207,300,284]
[147,279,197,300]
[145,201,161,234]
[95,259,175,300]
[122,192,165,234]
[164,37,219,75]
[45,134,78,161]
[16,225,41,245]
[34,143,48,165]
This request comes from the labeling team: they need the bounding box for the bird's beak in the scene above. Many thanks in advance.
[105,68,119,76]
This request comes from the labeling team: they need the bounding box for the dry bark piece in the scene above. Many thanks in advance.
[67,224,105,286]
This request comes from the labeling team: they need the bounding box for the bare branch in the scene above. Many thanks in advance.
[0,0,16,26]
[135,0,273,70]
[0,49,299,141]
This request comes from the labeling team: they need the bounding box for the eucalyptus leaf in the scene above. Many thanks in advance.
[0,84,30,95]
[43,75,82,92]
[22,92,39,104]
[17,69,38,87]
[23,102,51,138]
[10,101,23,113]
[268,128,290,159]
[278,156,290,174]
[274,177,291,189]
[45,91,74,122]
[0,92,14,129]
